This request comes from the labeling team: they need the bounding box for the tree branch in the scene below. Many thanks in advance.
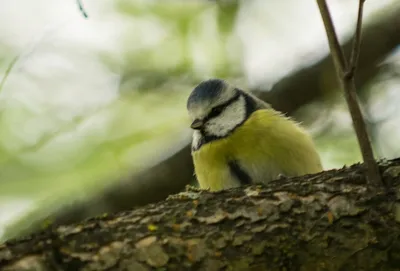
[316,0,382,186]
[1,159,400,270]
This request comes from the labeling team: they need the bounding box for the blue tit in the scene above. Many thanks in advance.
[187,79,323,191]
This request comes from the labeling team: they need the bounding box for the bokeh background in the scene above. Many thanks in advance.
[0,0,399,242]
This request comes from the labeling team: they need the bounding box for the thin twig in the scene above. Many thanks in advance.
[77,0,89,19]
[316,0,382,186]
[316,0,348,74]
[0,55,19,93]
[346,0,366,79]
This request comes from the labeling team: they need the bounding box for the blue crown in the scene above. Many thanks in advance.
[187,79,226,109]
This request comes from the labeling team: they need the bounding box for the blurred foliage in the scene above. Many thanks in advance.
[112,0,242,92]
[0,86,189,240]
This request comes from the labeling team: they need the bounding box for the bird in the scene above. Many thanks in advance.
[187,79,323,191]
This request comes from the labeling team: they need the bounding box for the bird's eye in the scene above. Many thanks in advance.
[210,106,224,117]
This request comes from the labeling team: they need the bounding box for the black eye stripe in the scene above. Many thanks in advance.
[205,93,241,120]
[208,104,224,118]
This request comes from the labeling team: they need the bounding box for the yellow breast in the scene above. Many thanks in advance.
[191,109,323,191]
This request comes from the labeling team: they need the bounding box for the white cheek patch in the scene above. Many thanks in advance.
[204,95,246,137]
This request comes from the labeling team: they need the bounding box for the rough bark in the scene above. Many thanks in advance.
[49,3,400,227]
[1,158,400,271]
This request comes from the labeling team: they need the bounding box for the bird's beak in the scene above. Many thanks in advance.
[190,119,203,130]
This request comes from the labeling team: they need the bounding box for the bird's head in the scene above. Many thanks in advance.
[187,79,250,138]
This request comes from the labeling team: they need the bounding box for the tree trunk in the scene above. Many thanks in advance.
[1,159,400,271]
